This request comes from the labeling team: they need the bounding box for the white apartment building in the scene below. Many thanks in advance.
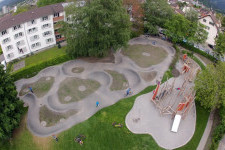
[0,3,66,62]
[199,14,219,46]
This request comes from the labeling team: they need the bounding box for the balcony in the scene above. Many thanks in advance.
[55,31,60,35]
[53,16,64,22]
[56,37,65,42]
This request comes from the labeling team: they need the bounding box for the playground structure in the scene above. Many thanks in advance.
[151,54,200,132]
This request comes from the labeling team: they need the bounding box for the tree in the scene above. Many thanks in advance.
[123,0,144,24]
[123,0,144,33]
[60,0,131,57]
[37,0,66,7]
[165,14,207,44]
[177,1,187,9]
[185,7,199,23]
[0,65,24,140]
[214,32,225,55]
[192,23,208,44]
[195,62,225,110]
[165,14,191,43]
[222,16,225,27]
[144,0,174,34]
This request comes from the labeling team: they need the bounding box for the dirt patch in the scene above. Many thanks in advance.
[19,77,54,98]
[105,70,129,91]
[139,71,157,82]
[64,96,72,102]
[71,67,84,73]
[58,77,100,104]
[78,85,86,91]
[122,44,168,68]
[79,51,115,63]
[172,68,180,77]
[39,105,77,127]
[142,52,151,56]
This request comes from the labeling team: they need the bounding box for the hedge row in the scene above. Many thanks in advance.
[11,54,71,81]
[169,44,180,70]
[179,42,217,62]
[210,107,225,150]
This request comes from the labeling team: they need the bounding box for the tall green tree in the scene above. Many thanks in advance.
[185,8,199,23]
[165,14,191,43]
[144,0,173,34]
[195,62,225,110]
[193,23,208,44]
[37,0,66,7]
[60,0,131,57]
[222,16,225,27]
[215,32,225,55]
[165,14,207,44]
[0,65,24,140]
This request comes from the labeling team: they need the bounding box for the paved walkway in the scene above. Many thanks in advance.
[125,60,197,149]
[15,37,175,138]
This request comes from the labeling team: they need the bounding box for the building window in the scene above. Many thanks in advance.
[56,35,62,39]
[18,47,27,54]
[7,53,14,59]
[206,26,210,30]
[1,30,7,36]
[209,21,214,26]
[46,38,53,44]
[43,31,52,37]
[14,32,23,39]
[54,13,59,17]
[31,42,41,49]
[16,40,25,46]
[13,25,21,31]
[6,45,13,51]
[203,19,206,22]
[30,35,39,41]
[31,20,35,24]
[3,37,10,44]
[28,27,37,34]
[42,23,50,29]
[42,16,48,21]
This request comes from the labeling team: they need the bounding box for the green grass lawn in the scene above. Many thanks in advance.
[12,46,66,72]
[0,83,209,150]
[25,46,66,67]
[123,44,168,68]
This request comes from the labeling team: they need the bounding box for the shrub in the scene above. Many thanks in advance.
[169,44,180,70]
[58,43,61,49]
[130,30,142,38]
[11,54,71,81]
[210,107,225,150]
[179,42,217,62]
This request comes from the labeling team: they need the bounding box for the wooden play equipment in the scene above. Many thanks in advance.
[150,54,199,133]
[182,63,190,74]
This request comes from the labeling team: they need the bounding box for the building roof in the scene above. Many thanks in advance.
[175,8,184,15]
[0,3,64,32]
